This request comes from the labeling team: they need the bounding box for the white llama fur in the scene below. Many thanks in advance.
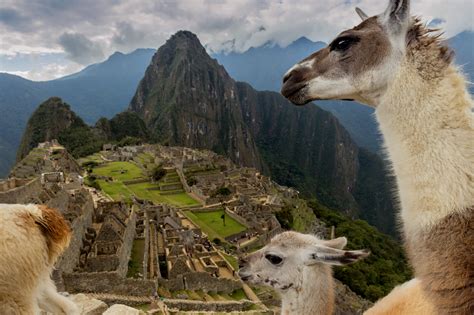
[238,231,369,315]
[0,204,79,314]
[280,0,473,313]
[365,278,435,315]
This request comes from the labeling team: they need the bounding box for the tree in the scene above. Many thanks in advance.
[151,166,166,181]
[212,186,231,197]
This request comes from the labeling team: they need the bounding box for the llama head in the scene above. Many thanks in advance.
[281,0,413,107]
[238,231,369,292]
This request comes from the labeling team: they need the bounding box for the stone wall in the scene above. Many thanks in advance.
[165,300,254,313]
[0,178,31,192]
[56,191,95,273]
[0,177,42,203]
[123,178,149,185]
[85,256,120,272]
[63,272,155,296]
[117,210,137,277]
[143,215,150,279]
[157,272,241,294]
[224,208,249,228]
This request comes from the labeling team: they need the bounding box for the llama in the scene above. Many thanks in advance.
[280,0,474,314]
[0,204,79,314]
[364,278,435,315]
[238,231,369,315]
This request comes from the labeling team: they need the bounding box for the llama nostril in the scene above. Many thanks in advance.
[283,70,295,84]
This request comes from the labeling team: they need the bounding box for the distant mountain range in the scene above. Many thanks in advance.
[213,31,474,152]
[0,48,155,176]
[1,31,472,178]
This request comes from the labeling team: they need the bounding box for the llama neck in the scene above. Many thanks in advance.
[376,61,474,237]
[280,266,334,315]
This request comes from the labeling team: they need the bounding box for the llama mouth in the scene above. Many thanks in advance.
[238,272,252,282]
[281,83,308,105]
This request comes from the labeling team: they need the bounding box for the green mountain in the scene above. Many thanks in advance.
[17,97,148,162]
[129,31,397,235]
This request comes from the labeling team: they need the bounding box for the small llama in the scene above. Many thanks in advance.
[238,231,369,315]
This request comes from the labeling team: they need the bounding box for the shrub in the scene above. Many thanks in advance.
[187,177,197,186]
[307,199,412,301]
[211,186,231,197]
[151,166,167,181]
[82,161,99,168]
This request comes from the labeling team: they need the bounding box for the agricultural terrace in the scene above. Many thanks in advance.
[93,161,143,181]
[184,209,247,241]
[89,160,200,207]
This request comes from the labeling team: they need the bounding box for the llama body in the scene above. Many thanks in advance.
[0,204,78,314]
[365,278,435,315]
[280,0,473,313]
[238,231,368,315]
[376,59,474,313]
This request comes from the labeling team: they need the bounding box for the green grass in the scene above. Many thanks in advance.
[127,239,145,278]
[221,252,238,270]
[93,161,144,181]
[97,180,133,201]
[127,182,200,207]
[91,161,199,207]
[229,288,247,300]
[78,152,104,165]
[184,210,247,240]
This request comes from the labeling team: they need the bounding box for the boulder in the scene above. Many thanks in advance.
[103,304,145,315]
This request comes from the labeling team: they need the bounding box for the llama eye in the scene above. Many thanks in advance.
[332,37,356,51]
[265,254,283,265]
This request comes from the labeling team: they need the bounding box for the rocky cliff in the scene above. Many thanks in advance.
[129,31,263,170]
[129,31,364,215]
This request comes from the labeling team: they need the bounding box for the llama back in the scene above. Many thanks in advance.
[0,204,71,312]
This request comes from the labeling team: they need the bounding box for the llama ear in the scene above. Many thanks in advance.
[383,0,410,33]
[319,237,347,250]
[305,246,370,266]
[355,7,369,21]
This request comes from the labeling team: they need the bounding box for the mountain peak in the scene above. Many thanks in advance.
[164,30,205,51]
[16,97,87,161]
[290,36,314,46]
[172,30,200,41]
[109,51,124,59]
[147,30,208,68]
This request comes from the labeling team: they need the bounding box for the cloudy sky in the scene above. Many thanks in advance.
[1,0,473,81]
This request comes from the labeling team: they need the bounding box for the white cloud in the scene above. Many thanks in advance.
[1,0,472,80]
[1,60,83,81]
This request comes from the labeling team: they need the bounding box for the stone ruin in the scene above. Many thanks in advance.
[76,201,136,276]
[137,204,242,294]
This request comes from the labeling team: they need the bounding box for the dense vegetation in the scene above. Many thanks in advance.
[151,166,166,181]
[307,199,412,301]
[17,97,153,162]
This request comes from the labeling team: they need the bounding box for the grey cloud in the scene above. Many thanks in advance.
[0,8,33,32]
[1,0,472,74]
[112,22,147,49]
[58,32,104,65]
